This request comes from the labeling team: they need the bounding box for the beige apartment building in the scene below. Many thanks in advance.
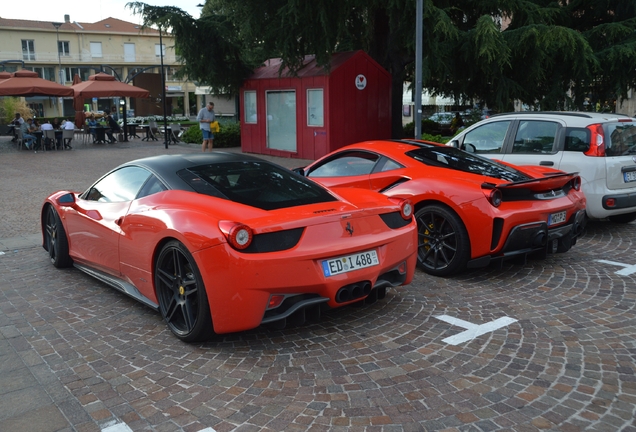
[0,15,236,119]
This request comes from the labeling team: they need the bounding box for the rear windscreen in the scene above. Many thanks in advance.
[604,123,636,156]
[405,146,530,182]
[177,161,337,210]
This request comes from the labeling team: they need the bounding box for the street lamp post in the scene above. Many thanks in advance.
[52,22,64,117]
[414,0,423,139]
[159,26,168,149]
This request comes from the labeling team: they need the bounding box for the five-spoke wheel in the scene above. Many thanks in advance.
[155,241,212,342]
[44,205,72,268]
[415,204,470,277]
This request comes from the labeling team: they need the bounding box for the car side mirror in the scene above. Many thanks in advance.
[56,192,76,207]
[448,140,460,148]
[292,167,306,176]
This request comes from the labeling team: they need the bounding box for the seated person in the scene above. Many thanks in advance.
[11,113,24,142]
[20,118,36,150]
[104,111,121,143]
[87,115,98,140]
[51,118,61,129]
[40,120,54,149]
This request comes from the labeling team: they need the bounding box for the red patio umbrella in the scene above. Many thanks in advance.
[0,70,74,97]
[71,73,150,141]
[71,72,149,98]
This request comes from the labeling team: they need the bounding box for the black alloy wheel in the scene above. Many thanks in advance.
[155,240,212,342]
[415,204,470,277]
[44,205,72,268]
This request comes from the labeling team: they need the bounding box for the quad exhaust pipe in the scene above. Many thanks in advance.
[336,281,372,303]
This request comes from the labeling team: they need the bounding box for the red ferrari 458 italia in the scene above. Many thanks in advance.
[41,153,417,341]
[297,140,587,276]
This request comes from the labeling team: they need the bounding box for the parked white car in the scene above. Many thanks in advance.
[447,112,636,222]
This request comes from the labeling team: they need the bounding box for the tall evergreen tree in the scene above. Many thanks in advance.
[128,0,636,136]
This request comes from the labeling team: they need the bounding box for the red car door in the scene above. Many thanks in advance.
[64,199,130,275]
[64,166,152,276]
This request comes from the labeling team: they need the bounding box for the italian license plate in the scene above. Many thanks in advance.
[548,210,567,226]
[322,250,379,277]
[624,171,636,182]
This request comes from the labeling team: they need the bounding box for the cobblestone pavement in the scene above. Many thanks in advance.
[1,135,636,431]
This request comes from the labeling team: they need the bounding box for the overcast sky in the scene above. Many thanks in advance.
[1,1,201,25]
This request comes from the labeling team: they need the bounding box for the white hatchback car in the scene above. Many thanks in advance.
[447,112,636,223]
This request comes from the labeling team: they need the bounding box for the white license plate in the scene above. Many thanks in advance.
[322,250,379,277]
[548,210,567,226]
[624,171,636,182]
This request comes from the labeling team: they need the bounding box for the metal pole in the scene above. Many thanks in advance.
[53,22,64,117]
[159,26,169,149]
[414,0,423,139]
[122,99,129,142]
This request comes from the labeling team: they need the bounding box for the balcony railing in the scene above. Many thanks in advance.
[0,51,178,64]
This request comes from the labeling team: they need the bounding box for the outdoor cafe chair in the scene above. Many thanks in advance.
[80,125,92,145]
[16,128,26,151]
[43,129,60,150]
[148,120,159,141]
[62,129,74,149]
[169,123,182,143]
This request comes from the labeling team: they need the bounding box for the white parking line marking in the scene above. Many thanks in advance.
[596,259,636,276]
[102,422,133,432]
[435,315,518,346]
[100,422,215,432]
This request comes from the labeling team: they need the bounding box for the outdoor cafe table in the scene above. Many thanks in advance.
[90,126,111,144]
[140,125,158,141]
[126,123,141,139]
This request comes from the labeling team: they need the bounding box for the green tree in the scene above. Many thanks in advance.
[128,0,636,136]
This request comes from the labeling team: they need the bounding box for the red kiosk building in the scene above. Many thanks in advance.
[240,50,391,160]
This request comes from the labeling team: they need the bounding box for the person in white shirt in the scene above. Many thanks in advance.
[40,121,56,149]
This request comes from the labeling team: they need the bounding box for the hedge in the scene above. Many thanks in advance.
[181,121,241,148]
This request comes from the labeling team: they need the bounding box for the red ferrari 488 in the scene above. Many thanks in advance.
[297,140,587,276]
[42,153,417,341]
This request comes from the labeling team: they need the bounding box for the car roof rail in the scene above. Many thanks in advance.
[490,111,595,119]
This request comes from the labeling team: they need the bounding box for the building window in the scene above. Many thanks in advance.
[22,40,35,61]
[90,42,102,58]
[24,66,56,81]
[124,43,135,62]
[165,67,179,81]
[307,89,324,127]
[28,103,44,117]
[63,67,94,83]
[244,91,257,123]
[58,41,70,56]
[155,44,166,57]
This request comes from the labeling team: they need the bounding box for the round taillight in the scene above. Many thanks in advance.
[572,176,581,191]
[488,189,502,207]
[229,224,253,250]
[400,199,414,220]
